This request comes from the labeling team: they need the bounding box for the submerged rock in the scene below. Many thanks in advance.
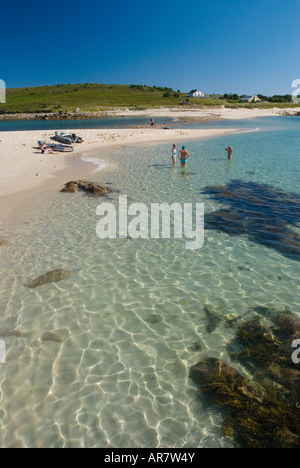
[0,329,25,338]
[61,180,111,195]
[26,269,69,288]
[189,357,244,384]
[0,239,6,246]
[41,332,63,343]
[204,305,222,333]
[274,313,300,337]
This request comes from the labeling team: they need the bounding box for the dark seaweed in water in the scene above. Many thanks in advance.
[189,310,300,448]
[203,180,300,260]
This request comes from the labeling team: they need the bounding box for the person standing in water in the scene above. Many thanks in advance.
[178,145,190,167]
[171,144,177,165]
[225,146,233,160]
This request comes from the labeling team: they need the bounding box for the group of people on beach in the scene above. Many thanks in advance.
[171,144,233,166]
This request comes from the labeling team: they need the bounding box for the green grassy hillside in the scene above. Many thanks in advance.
[0,83,297,114]
[0,83,187,114]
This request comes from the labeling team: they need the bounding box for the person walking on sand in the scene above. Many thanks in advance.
[225,146,233,160]
[171,144,177,165]
[178,145,190,167]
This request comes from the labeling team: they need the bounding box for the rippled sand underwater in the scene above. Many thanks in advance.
[0,119,299,447]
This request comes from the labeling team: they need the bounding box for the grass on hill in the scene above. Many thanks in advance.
[0,83,186,114]
[0,83,297,114]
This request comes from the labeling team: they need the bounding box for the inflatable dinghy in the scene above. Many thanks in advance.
[38,141,74,152]
[51,131,84,144]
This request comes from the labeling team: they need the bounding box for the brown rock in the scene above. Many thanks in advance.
[41,332,63,343]
[26,269,69,288]
[77,180,109,194]
[189,357,245,385]
[0,329,25,338]
[60,180,110,195]
[274,313,300,336]
[60,181,78,193]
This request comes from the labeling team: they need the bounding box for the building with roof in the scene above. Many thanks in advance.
[186,89,205,98]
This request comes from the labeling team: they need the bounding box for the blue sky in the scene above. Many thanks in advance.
[1,0,299,95]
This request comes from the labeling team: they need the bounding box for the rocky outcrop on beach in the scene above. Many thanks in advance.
[0,106,299,122]
[0,110,122,121]
[26,269,69,288]
[60,180,111,195]
[189,309,300,448]
[283,110,300,116]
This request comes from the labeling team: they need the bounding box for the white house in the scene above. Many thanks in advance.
[186,89,205,98]
[240,95,260,103]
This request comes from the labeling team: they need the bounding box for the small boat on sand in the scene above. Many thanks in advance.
[38,141,74,152]
[50,131,84,144]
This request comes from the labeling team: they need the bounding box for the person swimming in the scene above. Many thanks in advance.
[178,145,190,166]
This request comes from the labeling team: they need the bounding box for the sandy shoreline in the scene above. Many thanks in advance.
[0,105,298,227]
[108,105,300,121]
[0,126,252,225]
[1,104,299,122]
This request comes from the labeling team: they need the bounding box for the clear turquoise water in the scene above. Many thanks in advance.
[0,117,299,448]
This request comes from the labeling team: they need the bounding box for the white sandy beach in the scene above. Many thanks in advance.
[108,105,300,120]
[0,105,299,224]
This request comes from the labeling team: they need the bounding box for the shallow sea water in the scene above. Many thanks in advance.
[0,117,299,448]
